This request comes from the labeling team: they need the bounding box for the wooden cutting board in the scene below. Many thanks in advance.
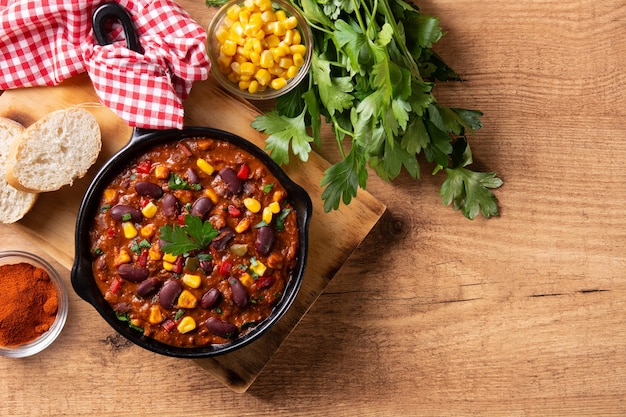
[0,73,385,391]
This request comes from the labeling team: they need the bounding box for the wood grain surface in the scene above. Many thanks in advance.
[1,0,626,415]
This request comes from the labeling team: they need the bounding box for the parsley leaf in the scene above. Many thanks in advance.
[159,215,219,256]
[251,109,313,165]
[441,167,502,219]
[321,146,368,211]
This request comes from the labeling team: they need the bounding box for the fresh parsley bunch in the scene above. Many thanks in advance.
[210,0,503,218]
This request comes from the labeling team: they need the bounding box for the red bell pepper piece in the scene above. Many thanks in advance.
[218,260,233,276]
[227,204,241,217]
[136,160,152,174]
[109,277,123,294]
[236,164,250,180]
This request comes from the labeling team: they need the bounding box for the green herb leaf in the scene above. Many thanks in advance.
[252,109,313,165]
[168,173,201,190]
[159,215,219,256]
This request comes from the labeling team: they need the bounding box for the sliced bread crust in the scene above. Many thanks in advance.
[6,107,102,193]
[0,117,39,223]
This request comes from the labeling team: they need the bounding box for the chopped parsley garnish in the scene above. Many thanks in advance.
[169,173,201,191]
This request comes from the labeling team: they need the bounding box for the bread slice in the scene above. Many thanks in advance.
[0,118,39,223]
[6,107,102,193]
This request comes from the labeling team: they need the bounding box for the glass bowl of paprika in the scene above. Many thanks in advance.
[0,251,68,358]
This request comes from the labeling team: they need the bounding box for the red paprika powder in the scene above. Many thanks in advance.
[0,262,58,346]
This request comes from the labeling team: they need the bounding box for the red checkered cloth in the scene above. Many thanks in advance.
[0,0,210,129]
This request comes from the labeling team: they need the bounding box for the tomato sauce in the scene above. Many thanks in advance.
[89,138,299,347]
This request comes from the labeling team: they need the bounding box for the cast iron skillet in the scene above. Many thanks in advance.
[71,2,312,358]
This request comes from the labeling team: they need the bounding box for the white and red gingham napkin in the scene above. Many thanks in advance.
[0,0,210,129]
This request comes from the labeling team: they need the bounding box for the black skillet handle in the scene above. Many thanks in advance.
[92,2,159,139]
[92,2,143,54]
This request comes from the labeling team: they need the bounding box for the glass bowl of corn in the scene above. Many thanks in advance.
[207,0,312,100]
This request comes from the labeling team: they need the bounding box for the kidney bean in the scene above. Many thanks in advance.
[159,279,183,309]
[190,196,213,218]
[255,226,275,256]
[228,277,248,308]
[136,277,162,297]
[117,264,149,283]
[199,258,213,274]
[205,317,238,339]
[218,167,242,194]
[211,227,235,251]
[135,181,163,198]
[110,204,142,223]
[200,288,221,309]
[186,167,199,184]
[161,193,178,217]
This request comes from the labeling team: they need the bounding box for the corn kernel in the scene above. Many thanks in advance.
[261,10,275,23]
[255,68,272,85]
[268,201,281,214]
[163,261,174,271]
[204,188,219,204]
[140,223,156,238]
[286,65,298,78]
[250,259,267,276]
[226,4,241,20]
[216,27,230,44]
[141,201,158,219]
[182,273,202,289]
[259,50,274,68]
[284,16,298,30]
[248,80,260,93]
[269,65,285,76]
[240,272,254,287]
[230,61,241,74]
[103,188,117,203]
[235,217,251,233]
[279,56,293,69]
[270,77,287,90]
[293,52,304,67]
[122,222,137,239]
[275,9,287,21]
[266,34,280,48]
[272,190,285,202]
[115,249,131,266]
[262,206,273,224]
[149,246,162,261]
[154,165,169,179]
[290,44,307,56]
[196,158,215,175]
[244,197,262,213]
[163,252,178,263]
[217,53,232,69]
[148,306,163,324]
[239,79,251,90]
[238,9,250,24]
[177,290,198,309]
[292,29,301,45]
[273,21,286,36]
[220,39,237,56]
[240,61,256,76]
[255,0,272,11]
[177,316,196,334]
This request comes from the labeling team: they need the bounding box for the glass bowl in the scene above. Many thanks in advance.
[0,251,68,358]
[207,0,313,100]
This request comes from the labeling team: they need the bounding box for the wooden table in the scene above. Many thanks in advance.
[1,0,625,415]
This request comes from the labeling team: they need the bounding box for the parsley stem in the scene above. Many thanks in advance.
[379,0,422,81]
